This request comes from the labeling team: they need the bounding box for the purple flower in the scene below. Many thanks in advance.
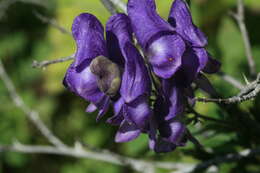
[127,0,221,152]
[63,13,151,143]
[127,0,220,79]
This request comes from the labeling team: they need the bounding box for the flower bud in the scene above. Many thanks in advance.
[90,56,121,97]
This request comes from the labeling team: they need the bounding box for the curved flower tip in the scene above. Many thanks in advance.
[147,34,186,79]
[168,0,207,47]
[106,13,151,102]
[106,13,131,67]
[202,55,221,74]
[127,0,174,49]
[72,13,107,69]
[115,121,141,142]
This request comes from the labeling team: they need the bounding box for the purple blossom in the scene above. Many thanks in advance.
[63,13,152,143]
[127,0,220,152]
[63,0,221,153]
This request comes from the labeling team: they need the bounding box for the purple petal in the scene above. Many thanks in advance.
[127,0,174,49]
[202,55,221,74]
[193,48,209,72]
[162,80,185,121]
[107,97,125,125]
[63,64,110,114]
[85,103,97,113]
[64,64,103,103]
[72,13,107,69]
[147,34,186,79]
[148,115,177,153]
[115,120,141,142]
[96,96,110,121]
[159,120,186,145]
[106,13,151,102]
[124,95,151,128]
[168,0,207,47]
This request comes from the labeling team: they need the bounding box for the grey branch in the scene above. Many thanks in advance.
[0,60,66,148]
[196,73,260,104]
[193,147,260,171]
[217,71,244,90]
[32,54,75,69]
[33,11,71,35]
[0,142,195,173]
[230,0,256,76]
[109,0,127,13]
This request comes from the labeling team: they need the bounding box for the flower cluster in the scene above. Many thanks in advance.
[63,0,220,153]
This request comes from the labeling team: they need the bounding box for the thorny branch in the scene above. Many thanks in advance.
[33,11,71,35]
[230,0,256,77]
[196,73,260,104]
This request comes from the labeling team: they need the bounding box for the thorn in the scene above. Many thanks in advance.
[242,73,250,85]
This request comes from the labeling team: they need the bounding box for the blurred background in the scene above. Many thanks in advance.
[1,0,260,172]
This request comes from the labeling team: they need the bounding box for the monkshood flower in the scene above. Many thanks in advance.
[63,13,152,143]
[127,0,220,152]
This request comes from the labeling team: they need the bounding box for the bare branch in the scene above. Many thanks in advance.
[230,0,256,76]
[32,54,75,69]
[0,60,66,147]
[0,141,195,172]
[193,147,260,171]
[109,0,127,13]
[196,73,260,104]
[33,11,71,35]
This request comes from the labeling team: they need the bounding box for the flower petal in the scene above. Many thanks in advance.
[168,0,207,47]
[72,13,107,70]
[158,120,186,145]
[85,103,97,113]
[162,80,185,121]
[127,0,174,49]
[124,95,151,128]
[106,13,151,102]
[63,64,109,113]
[115,120,141,142]
[147,34,185,79]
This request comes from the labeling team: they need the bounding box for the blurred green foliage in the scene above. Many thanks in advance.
[1,0,260,173]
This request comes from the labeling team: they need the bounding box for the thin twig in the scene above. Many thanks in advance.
[109,0,127,13]
[196,73,260,104]
[32,54,75,69]
[0,60,66,148]
[33,11,71,35]
[230,0,256,77]
[217,71,244,90]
